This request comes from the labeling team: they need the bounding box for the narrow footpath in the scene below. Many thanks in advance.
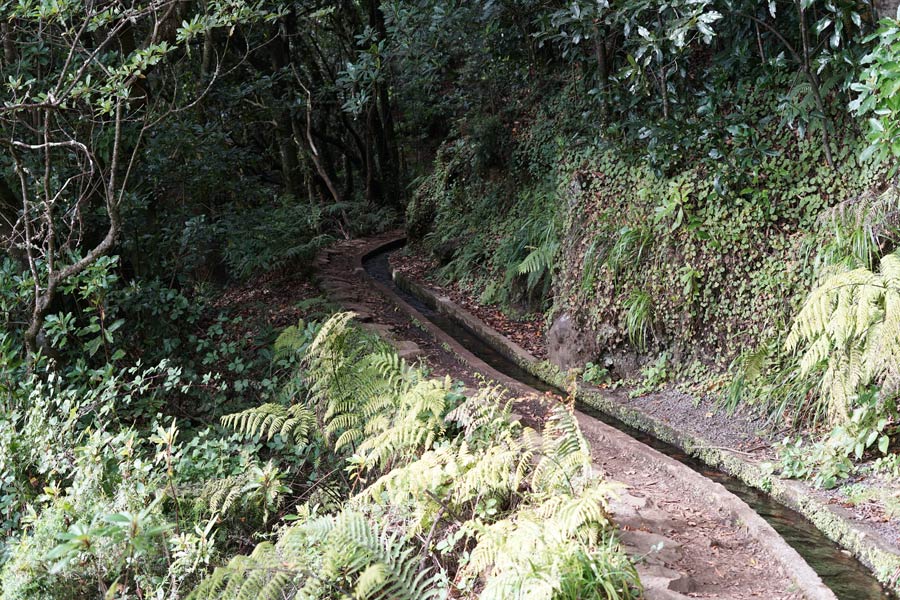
[313,233,833,600]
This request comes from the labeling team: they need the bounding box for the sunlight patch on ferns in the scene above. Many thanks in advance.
[190,510,442,600]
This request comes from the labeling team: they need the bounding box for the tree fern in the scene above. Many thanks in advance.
[787,251,900,423]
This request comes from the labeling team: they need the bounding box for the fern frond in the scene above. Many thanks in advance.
[204,474,248,516]
[273,319,319,358]
[788,250,900,423]
[532,406,593,495]
[192,508,440,600]
[193,312,638,600]
[221,402,315,445]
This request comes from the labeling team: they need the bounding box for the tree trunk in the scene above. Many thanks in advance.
[797,1,834,168]
[875,0,900,18]
[364,106,377,205]
[270,19,301,197]
[1,22,15,67]
[0,178,24,266]
[592,28,609,117]
[366,0,402,206]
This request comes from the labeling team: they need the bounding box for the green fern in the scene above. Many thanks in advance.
[202,462,287,520]
[445,384,518,446]
[460,407,635,600]
[189,509,441,600]
[724,339,827,427]
[191,314,638,600]
[724,342,773,413]
[222,402,315,445]
[516,238,560,292]
[514,215,559,294]
[531,407,594,496]
[273,319,321,358]
[817,188,900,271]
[354,378,450,471]
[303,314,406,450]
[787,251,900,423]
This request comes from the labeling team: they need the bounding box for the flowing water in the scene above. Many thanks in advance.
[363,245,890,600]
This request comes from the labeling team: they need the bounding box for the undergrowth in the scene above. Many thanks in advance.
[189,313,641,599]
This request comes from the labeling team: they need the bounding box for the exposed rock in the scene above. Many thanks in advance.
[545,312,614,371]
[433,238,460,266]
[668,575,698,595]
[361,323,394,339]
[637,565,694,600]
[608,348,640,380]
[396,340,423,361]
[341,304,374,322]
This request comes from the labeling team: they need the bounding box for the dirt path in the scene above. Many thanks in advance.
[313,234,831,600]
[581,416,804,599]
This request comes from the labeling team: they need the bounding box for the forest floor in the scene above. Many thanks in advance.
[390,248,900,554]
[310,234,824,600]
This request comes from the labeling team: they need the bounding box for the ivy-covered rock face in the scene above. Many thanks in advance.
[554,134,884,370]
[411,61,900,491]
[417,81,886,370]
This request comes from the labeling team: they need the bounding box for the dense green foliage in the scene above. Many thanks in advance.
[406,1,900,490]
[5,0,900,596]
